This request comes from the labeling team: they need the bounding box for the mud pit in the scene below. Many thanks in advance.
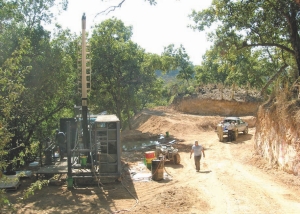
[5,107,300,213]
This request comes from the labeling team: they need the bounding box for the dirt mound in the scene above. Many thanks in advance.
[122,107,223,142]
[122,106,256,142]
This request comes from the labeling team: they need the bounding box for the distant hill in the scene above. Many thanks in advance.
[155,70,179,81]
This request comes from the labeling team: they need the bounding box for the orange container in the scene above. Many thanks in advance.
[145,151,155,159]
[145,151,155,169]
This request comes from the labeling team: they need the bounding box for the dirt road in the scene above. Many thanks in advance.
[6,108,300,213]
[173,129,300,214]
[122,130,300,214]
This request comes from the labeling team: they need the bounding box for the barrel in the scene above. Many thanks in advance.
[166,131,169,138]
[145,151,155,169]
[80,156,87,167]
[151,159,164,181]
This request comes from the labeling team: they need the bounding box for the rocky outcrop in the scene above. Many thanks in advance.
[173,86,262,116]
[174,98,260,116]
[254,99,300,175]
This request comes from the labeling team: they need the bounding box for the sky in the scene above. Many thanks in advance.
[52,0,213,65]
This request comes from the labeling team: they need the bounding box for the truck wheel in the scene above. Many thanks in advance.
[174,154,180,165]
[243,127,248,135]
[218,133,223,142]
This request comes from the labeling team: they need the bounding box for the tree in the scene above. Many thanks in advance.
[0,0,77,169]
[189,0,300,82]
[90,18,156,126]
[195,42,281,90]
[136,53,165,109]
[0,0,77,208]
[162,44,194,85]
[0,38,30,210]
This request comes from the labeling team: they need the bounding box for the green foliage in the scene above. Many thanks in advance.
[0,24,78,169]
[0,189,13,211]
[168,94,176,105]
[0,0,77,157]
[190,0,300,93]
[162,44,195,85]
[0,0,77,207]
[194,45,279,90]
[21,179,49,200]
[0,38,30,174]
[90,18,166,127]
[187,85,195,94]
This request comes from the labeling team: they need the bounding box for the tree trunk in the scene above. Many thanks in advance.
[287,6,300,77]
[126,104,132,130]
[260,64,288,96]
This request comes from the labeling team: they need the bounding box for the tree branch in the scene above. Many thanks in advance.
[94,0,157,19]
[94,0,126,18]
[239,42,295,55]
[260,63,288,96]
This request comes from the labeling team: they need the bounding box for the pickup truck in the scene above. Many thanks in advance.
[216,117,248,142]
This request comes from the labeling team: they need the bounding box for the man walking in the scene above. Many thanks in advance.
[190,140,205,172]
[227,122,234,142]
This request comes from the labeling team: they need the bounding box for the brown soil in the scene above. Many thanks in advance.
[5,106,300,214]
